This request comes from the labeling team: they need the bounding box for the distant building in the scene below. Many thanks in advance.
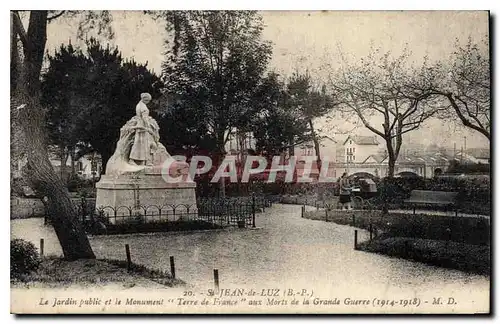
[225,128,256,158]
[330,134,463,178]
[294,137,337,179]
[295,136,337,161]
[342,135,380,164]
[459,148,490,164]
[13,150,102,181]
[397,152,449,178]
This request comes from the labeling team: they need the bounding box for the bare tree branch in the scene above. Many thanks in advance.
[47,10,66,22]
[447,93,490,140]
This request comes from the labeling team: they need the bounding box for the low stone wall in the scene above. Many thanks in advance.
[11,197,96,219]
[11,198,45,219]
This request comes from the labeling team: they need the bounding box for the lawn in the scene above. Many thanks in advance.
[11,257,185,289]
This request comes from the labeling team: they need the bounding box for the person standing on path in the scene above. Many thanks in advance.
[339,172,353,210]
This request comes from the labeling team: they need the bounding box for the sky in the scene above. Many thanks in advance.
[45,10,490,150]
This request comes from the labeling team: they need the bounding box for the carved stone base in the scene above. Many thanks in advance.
[95,174,197,224]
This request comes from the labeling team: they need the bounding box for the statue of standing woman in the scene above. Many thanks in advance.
[104,93,170,176]
[129,93,159,166]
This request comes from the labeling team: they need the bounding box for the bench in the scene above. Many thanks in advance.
[404,190,459,216]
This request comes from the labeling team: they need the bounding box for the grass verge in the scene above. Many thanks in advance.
[11,256,185,289]
[358,237,490,276]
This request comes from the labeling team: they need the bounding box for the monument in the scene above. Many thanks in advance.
[95,93,197,224]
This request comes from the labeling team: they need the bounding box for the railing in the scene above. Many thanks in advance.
[73,195,273,235]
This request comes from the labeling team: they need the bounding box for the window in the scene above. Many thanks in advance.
[77,161,83,171]
[353,155,355,161]
[353,147,355,154]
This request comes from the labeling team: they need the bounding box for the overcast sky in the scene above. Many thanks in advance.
[46,10,490,149]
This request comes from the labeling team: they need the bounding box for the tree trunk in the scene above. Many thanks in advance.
[16,95,95,260]
[10,15,19,93]
[59,146,67,182]
[288,136,295,158]
[383,137,396,214]
[387,155,396,178]
[216,132,226,198]
[70,147,76,177]
[308,119,322,175]
[13,11,95,260]
[385,136,396,178]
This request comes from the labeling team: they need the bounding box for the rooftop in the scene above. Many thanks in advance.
[466,148,490,159]
[343,135,379,146]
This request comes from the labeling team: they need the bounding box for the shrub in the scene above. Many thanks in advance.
[10,178,26,197]
[196,180,340,198]
[11,239,41,279]
[67,174,96,193]
[77,186,96,198]
[373,175,491,215]
[446,160,490,174]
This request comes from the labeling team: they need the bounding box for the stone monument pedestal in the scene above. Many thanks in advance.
[95,170,197,225]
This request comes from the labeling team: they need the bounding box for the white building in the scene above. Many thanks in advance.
[341,135,380,164]
[331,134,457,178]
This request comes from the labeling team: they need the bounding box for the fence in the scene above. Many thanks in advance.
[73,195,273,235]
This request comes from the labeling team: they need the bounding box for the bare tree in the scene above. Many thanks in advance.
[434,37,490,140]
[328,48,441,178]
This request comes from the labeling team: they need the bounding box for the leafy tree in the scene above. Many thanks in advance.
[160,11,273,156]
[155,93,217,156]
[42,43,89,180]
[42,39,164,172]
[285,71,336,170]
[157,11,273,196]
[251,72,311,157]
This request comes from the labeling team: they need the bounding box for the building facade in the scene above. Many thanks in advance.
[342,135,380,164]
[13,150,102,181]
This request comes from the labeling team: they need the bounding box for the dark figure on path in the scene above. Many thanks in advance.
[339,172,353,210]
